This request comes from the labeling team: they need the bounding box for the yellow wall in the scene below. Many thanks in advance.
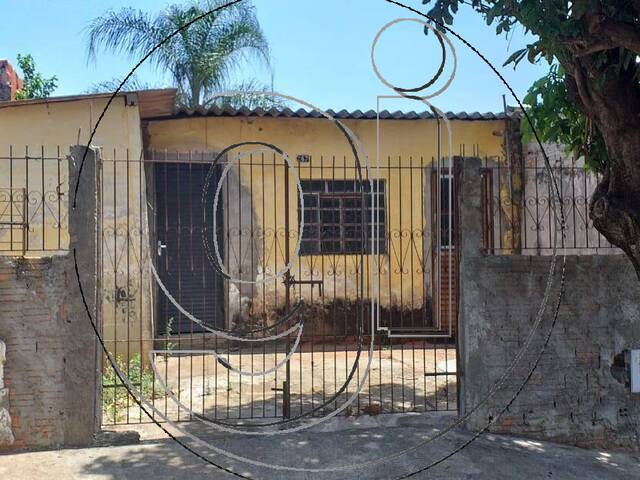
[0,96,142,153]
[145,115,504,161]
[0,96,151,359]
[146,115,505,325]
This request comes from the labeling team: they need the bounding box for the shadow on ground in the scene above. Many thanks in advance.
[68,414,640,480]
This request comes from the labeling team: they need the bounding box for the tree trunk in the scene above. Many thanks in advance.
[589,128,640,282]
[564,56,640,282]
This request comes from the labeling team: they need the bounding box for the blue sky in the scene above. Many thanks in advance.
[1,0,550,113]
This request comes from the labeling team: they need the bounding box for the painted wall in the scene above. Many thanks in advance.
[0,97,152,360]
[145,115,505,333]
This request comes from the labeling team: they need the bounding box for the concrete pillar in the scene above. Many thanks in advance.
[63,145,101,446]
[456,157,483,418]
[0,339,15,446]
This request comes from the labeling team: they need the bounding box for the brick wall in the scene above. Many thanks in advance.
[0,257,69,447]
[0,60,23,102]
[459,157,640,451]
[0,146,99,450]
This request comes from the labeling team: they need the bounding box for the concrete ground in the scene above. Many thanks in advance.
[1,413,638,479]
[104,345,457,424]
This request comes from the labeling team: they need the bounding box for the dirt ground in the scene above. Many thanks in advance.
[104,343,457,424]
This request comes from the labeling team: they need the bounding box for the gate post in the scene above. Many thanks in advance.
[456,157,484,418]
[65,145,101,445]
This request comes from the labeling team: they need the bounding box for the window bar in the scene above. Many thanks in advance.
[138,150,144,423]
[9,145,14,252]
[533,158,541,255]
[200,152,207,419]
[261,152,266,417]
[112,148,118,423]
[342,155,348,412]
[162,149,169,420]
[41,146,45,251]
[320,155,327,414]
[25,146,29,253]
[126,148,131,424]
[272,151,279,417]
[570,156,578,248]
[57,146,61,251]
[249,152,255,419]
[238,151,243,419]
[226,152,232,419]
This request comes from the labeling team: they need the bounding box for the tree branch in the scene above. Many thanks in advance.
[563,60,596,118]
[602,19,640,55]
[561,12,640,57]
[583,11,640,56]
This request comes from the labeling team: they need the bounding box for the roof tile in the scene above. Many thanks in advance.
[170,105,512,121]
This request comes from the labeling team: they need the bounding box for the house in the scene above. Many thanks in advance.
[0,68,511,362]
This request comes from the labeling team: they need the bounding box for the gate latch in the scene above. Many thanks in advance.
[157,240,167,257]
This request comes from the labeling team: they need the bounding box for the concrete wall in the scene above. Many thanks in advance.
[0,95,152,361]
[0,146,100,449]
[459,157,640,451]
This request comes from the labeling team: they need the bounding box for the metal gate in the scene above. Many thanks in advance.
[98,148,459,425]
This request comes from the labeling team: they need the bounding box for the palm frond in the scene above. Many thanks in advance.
[86,0,272,109]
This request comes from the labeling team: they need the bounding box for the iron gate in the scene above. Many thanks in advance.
[97,148,459,425]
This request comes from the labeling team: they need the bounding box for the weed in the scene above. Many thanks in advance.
[102,353,159,423]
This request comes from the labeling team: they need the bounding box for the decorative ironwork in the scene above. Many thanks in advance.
[92,149,459,425]
[0,148,68,254]
[481,155,620,255]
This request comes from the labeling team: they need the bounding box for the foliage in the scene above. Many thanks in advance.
[102,353,158,423]
[86,0,273,109]
[521,64,607,172]
[421,0,640,170]
[14,54,58,100]
[86,74,157,94]
[206,78,290,109]
[422,0,640,279]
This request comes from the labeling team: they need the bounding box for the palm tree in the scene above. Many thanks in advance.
[85,74,156,94]
[86,0,270,109]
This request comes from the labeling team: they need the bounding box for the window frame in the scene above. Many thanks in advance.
[299,179,387,255]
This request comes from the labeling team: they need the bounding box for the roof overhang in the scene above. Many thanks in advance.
[0,88,177,119]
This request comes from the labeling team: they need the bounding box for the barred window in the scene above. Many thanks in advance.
[299,179,386,255]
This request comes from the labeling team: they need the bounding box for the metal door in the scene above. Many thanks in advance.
[154,162,224,335]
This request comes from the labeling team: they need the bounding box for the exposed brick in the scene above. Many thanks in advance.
[460,158,640,452]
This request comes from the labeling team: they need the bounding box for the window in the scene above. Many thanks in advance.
[299,179,386,255]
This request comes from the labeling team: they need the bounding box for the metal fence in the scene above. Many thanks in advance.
[0,145,459,426]
[4,143,622,427]
[97,149,458,425]
[0,146,68,255]
[481,153,621,255]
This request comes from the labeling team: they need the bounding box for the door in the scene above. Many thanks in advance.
[154,162,224,335]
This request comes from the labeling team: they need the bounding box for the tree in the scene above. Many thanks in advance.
[421,0,640,280]
[86,0,271,109]
[86,74,155,94]
[14,54,58,100]
[204,78,289,109]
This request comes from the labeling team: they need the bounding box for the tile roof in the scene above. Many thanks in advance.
[168,105,517,121]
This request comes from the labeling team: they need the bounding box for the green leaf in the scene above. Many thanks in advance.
[503,47,528,68]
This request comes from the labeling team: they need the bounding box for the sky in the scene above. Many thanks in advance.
[0,0,551,113]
